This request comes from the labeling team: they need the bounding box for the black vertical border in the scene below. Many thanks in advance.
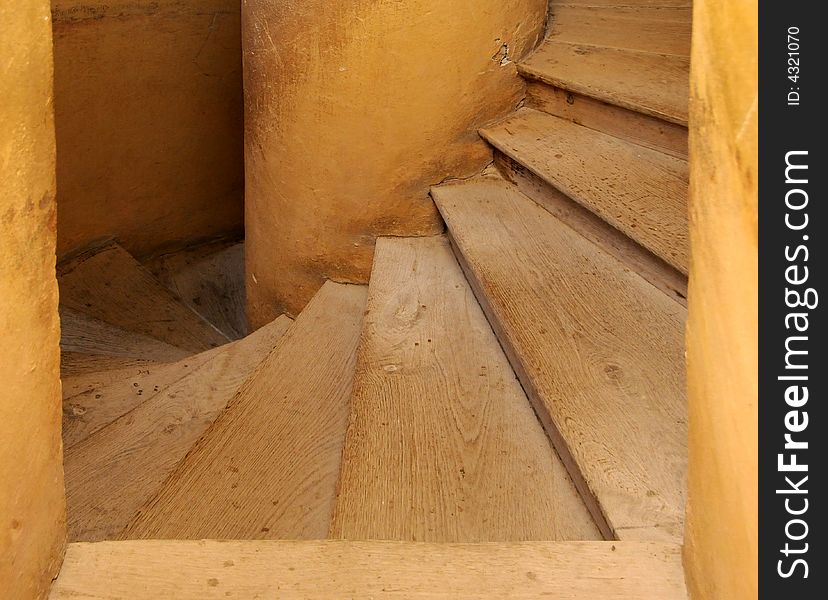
[759,0,823,596]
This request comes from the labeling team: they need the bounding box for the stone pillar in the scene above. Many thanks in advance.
[243,0,547,324]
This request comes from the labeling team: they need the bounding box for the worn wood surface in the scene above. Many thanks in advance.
[549,5,692,56]
[58,242,230,351]
[146,241,247,340]
[525,82,688,159]
[63,315,292,542]
[493,155,687,305]
[330,236,599,542]
[60,306,189,362]
[63,347,215,448]
[433,178,687,543]
[482,108,689,274]
[60,353,159,378]
[51,540,688,599]
[519,40,689,124]
[121,282,366,541]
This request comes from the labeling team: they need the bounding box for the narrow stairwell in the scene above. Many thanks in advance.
[53,1,692,596]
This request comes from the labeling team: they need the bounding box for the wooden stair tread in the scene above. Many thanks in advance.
[330,236,599,542]
[63,315,293,541]
[481,108,689,274]
[518,40,689,124]
[58,243,230,352]
[146,241,247,340]
[120,282,366,541]
[432,177,687,543]
[61,353,159,378]
[548,5,692,57]
[52,540,687,599]
[60,307,189,363]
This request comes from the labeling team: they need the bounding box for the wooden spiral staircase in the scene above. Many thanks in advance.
[51,2,692,597]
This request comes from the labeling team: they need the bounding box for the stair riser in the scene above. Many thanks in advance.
[525,82,688,159]
[492,152,688,305]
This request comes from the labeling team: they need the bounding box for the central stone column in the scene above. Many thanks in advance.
[243,0,547,325]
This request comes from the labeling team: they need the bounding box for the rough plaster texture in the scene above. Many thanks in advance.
[1,2,67,598]
[243,0,548,324]
[684,0,758,597]
[51,0,245,260]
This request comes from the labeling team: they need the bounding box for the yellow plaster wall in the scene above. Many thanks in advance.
[684,0,758,597]
[0,2,67,598]
[243,0,548,323]
[51,0,245,259]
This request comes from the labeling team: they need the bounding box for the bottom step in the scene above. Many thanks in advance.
[51,540,687,599]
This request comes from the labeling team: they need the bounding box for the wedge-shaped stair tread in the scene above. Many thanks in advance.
[330,236,599,542]
[519,40,689,124]
[433,178,687,543]
[121,282,366,541]
[147,241,247,340]
[58,243,229,352]
[63,314,292,541]
[51,540,686,599]
[482,108,689,273]
[548,5,692,56]
[60,307,189,363]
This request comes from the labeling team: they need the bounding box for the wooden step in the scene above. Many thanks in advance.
[60,307,189,363]
[120,282,366,541]
[145,241,247,340]
[63,315,293,541]
[61,353,159,378]
[330,236,599,542]
[58,242,230,352]
[481,108,689,274]
[524,82,688,159]
[51,540,687,599]
[493,153,688,305]
[548,5,692,57]
[519,40,689,124]
[432,177,687,543]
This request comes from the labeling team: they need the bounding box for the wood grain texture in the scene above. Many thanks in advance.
[51,540,688,600]
[60,353,159,378]
[331,236,599,542]
[482,108,689,274]
[63,348,215,448]
[433,178,687,543]
[525,82,688,159]
[58,242,230,352]
[519,40,689,124]
[60,306,189,362]
[146,241,247,340]
[493,154,687,306]
[549,5,692,56]
[64,315,293,541]
[121,282,366,541]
